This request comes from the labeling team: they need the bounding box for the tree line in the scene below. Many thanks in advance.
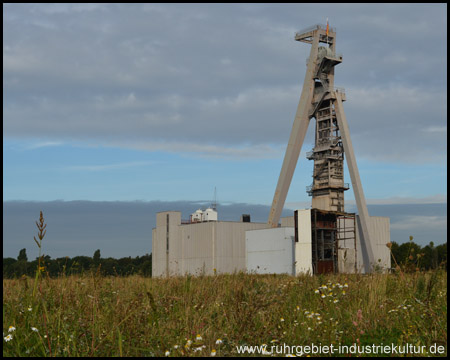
[2,240,446,279]
[3,249,152,278]
[389,239,446,272]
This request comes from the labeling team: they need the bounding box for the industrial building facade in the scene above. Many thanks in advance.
[152,211,268,277]
[247,210,390,275]
[152,210,390,277]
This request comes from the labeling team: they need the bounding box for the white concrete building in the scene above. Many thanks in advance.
[152,208,390,277]
[245,209,390,275]
[152,211,268,277]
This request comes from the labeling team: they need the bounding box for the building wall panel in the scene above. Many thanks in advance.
[246,227,295,275]
[216,222,268,274]
[180,222,214,275]
[356,216,390,273]
[152,211,181,277]
[295,209,313,275]
[281,216,295,227]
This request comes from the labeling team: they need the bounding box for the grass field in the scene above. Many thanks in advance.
[3,271,447,357]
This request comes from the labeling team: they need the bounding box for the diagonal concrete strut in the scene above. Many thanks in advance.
[267,32,320,228]
[334,91,374,271]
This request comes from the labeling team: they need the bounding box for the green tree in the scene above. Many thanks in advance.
[3,257,17,278]
[17,248,28,262]
[93,249,101,267]
[436,242,447,269]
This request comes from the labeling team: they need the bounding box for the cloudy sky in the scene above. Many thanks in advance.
[3,4,447,259]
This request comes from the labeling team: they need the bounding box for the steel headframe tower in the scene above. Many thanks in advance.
[267,23,375,272]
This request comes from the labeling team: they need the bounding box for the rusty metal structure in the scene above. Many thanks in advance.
[267,23,375,272]
[309,209,356,274]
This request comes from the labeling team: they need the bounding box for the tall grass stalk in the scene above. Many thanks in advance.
[32,211,46,298]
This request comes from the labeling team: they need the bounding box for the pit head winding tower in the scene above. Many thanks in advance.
[267,23,375,272]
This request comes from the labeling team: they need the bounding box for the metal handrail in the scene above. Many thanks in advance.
[296,23,336,37]
[296,24,321,35]
[334,86,346,94]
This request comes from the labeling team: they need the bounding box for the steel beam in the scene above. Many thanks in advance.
[333,91,374,271]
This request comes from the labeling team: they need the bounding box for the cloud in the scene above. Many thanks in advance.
[286,195,447,210]
[64,160,158,172]
[351,195,447,206]
[110,140,284,160]
[390,215,447,231]
[3,4,446,163]
[422,126,447,133]
[3,200,446,260]
[23,141,64,150]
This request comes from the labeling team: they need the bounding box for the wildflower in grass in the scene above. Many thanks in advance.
[31,327,38,332]
[174,345,179,349]
[321,294,326,298]
[333,299,339,303]
[195,334,202,341]
[4,334,13,342]
[28,307,32,311]
[315,289,320,294]
[185,339,192,347]
[8,326,16,333]
[165,350,170,356]
[344,283,348,288]
[280,317,285,322]
[215,339,223,345]
[211,349,217,356]
[342,290,346,295]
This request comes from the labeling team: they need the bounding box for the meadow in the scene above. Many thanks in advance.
[3,270,447,357]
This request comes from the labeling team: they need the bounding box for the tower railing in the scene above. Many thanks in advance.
[296,24,336,37]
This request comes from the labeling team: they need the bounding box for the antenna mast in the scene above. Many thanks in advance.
[212,187,217,211]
